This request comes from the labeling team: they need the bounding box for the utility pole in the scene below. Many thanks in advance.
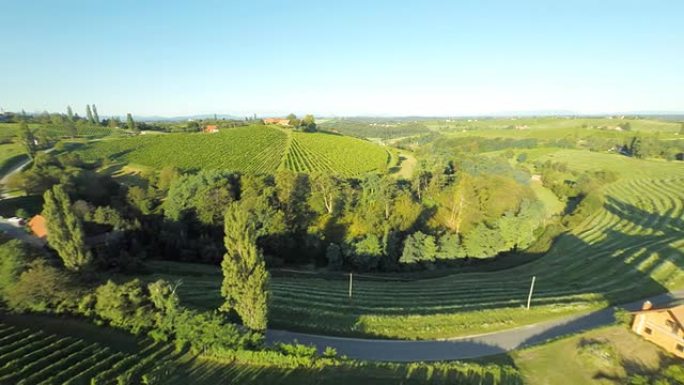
[526,276,536,310]
[348,272,353,298]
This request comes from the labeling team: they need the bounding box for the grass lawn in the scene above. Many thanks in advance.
[512,325,673,385]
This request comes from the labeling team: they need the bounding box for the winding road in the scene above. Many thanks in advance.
[266,290,684,361]
[1,149,682,362]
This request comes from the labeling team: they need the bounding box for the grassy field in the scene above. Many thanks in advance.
[0,312,521,385]
[424,117,682,134]
[145,149,684,339]
[72,126,390,177]
[512,325,673,385]
[0,142,28,177]
[0,122,125,141]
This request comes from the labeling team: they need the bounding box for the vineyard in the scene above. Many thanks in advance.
[281,131,390,175]
[147,150,684,339]
[0,313,521,385]
[72,126,391,176]
[74,125,289,174]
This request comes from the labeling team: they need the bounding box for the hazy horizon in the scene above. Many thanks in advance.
[2,0,683,117]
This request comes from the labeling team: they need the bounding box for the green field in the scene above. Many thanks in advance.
[425,117,682,134]
[0,312,521,385]
[512,325,672,385]
[0,142,28,177]
[72,126,390,177]
[0,122,124,141]
[145,149,684,339]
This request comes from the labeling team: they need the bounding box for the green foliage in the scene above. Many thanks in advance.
[400,231,436,264]
[17,119,37,159]
[95,279,154,334]
[5,260,77,312]
[127,113,138,133]
[0,240,29,299]
[221,202,270,330]
[164,170,237,224]
[42,184,92,272]
[325,243,343,270]
[613,308,633,327]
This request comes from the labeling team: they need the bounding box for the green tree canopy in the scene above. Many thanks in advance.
[42,184,92,272]
[220,202,269,330]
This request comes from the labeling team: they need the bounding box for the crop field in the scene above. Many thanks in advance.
[0,313,521,385]
[72,126,390,177]
[146,150,684,339]
[281,131,390,175]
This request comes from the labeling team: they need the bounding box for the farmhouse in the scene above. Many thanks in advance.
[28,215,48,239]
[203,124,219,133]
[263,118,290,126]
[631,301,684,358]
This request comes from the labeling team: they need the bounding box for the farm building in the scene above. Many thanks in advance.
[631,301,684,358]
[28,215,48,239]
[203,124,219,133]
[263,118,290,126]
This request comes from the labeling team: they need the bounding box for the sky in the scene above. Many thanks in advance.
[1,0,683,117]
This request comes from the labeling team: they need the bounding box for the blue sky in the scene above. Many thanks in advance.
[1,0,682,117]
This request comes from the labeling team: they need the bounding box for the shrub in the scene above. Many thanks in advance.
[6,260,79,312]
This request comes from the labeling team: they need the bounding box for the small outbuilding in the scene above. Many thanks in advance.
[203,125,219,133]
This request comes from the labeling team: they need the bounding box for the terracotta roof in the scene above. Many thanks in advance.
[28,215,47,239]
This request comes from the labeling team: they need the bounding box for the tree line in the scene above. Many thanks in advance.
[6,149,549,273]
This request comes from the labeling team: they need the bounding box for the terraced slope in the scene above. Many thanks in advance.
[148,150,684,339]
[73,126,389,176]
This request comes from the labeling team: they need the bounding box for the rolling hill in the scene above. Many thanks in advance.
[71,125,391,177]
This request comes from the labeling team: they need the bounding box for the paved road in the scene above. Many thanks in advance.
[0,220,45,247]
[0,148,55,198]
[266,289,684,361]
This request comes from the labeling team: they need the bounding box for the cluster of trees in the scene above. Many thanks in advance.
[285,113,317,132]
[76,153,544,271]
[0,238,262,353]
[615,135,684,160]
[8,145,548,273]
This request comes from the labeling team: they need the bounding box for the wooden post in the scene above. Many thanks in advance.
[526,276,536,310]
[348,272,353,298]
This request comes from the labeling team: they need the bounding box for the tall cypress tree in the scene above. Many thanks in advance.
[126,113,139,134]
[220,202,269,331]
[86,104,94,124]
[92,105,100,125]
[17,120,37,159]
[66,106,77,137]
[42,185,92,272]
